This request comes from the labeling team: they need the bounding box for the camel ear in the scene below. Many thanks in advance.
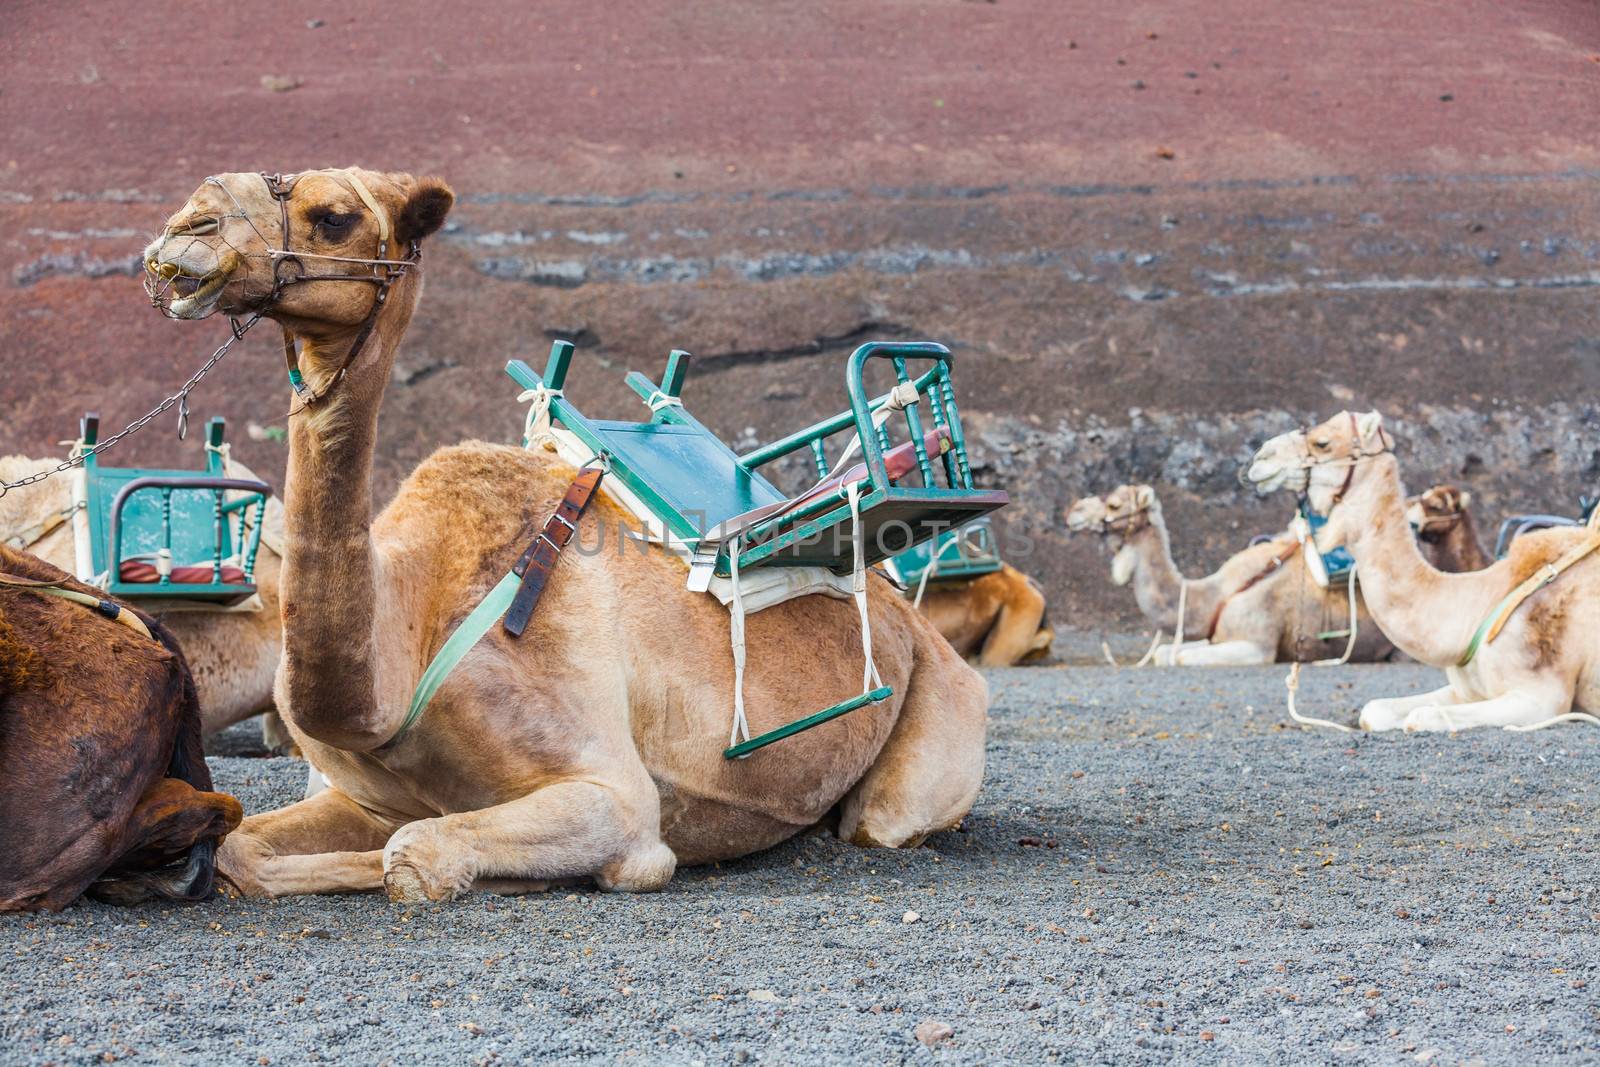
[1457,489,1472,510]
[396,177,454,245]
[1135,486,1155,508]
[1355,410,1385,443]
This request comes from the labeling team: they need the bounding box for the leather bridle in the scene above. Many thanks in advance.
[257,171,422,410]
[1291,412,1394,513]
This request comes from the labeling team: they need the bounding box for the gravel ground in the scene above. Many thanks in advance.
[4,661,1598,1065]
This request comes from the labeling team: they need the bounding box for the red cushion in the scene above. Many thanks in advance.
[796,427,953,508]
[119,560,249,585]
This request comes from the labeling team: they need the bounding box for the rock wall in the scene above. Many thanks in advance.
[4,1,1600,629]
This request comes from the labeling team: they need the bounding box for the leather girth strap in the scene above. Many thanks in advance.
[504,467,605,637]
[1205,540,1302,640]
[383,467,607,751]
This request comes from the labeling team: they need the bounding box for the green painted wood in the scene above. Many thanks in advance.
[723,686,894,759]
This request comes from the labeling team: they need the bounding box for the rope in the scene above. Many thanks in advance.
[645,391,684,414]
[727,534,750,750]
[1505,712,1600,732]
[1160,579,1189,665]
[517,386,564,443]
[849,481,884,695]
[1284,663,1357,733]
[911,547,938,609]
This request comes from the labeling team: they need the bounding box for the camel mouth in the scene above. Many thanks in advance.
[148,263,229,320]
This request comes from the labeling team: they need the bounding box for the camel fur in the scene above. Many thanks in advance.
[1066,484,1394,665]
[1248,410,1600,732]
[0,453,291,751]
[916,563,1053,666]
[0,544,241,911]
[144,168,988,902]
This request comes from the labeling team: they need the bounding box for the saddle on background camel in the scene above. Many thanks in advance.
[70,413,270,607]
[508,339,1007,757]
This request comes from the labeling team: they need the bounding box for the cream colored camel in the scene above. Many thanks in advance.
[0,456,289,749]
[1066,484,1394,665]
[143,168,987,901]
[916,564,1053,666]
[1407,484,1492,572]
[1247,411,1600,732]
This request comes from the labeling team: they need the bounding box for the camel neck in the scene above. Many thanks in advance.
[1340,456,1501,666]
[277,273,420,750]
[1125,517,1220,633]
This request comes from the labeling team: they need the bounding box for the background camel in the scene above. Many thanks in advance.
[1066,484,1395,665]
[0,454,290,749]
[1408,484,1492,572]
[915,564,1053,666]
[1248,411,1600,732]
[144,168,988,902]
[0,543,241,911]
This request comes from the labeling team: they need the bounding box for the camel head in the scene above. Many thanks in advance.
[143,169,454,326]
[1246,410,1392,550]
[1065,484,1158,585]
[1406,484,1471,543]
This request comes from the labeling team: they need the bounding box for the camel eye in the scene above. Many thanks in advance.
[1312,438,1331,450]
[315,211,355,233]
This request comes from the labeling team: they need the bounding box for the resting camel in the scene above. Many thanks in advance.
[1248,411,1600,731]
[0,544,241,910]
[915,564,1053,666]
[1066,484,1394,665]
[0,454,291,750]
[1408,484,1492,572]
[143,168,987,901]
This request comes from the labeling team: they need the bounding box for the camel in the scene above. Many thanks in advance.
[0,543,241,911]
[1247,410,1600,732]
[1408,484,1492,572]
[0,454,291,750]
[915,564,1053,666]
[1066,484,1394,665]
[142,168,987,901]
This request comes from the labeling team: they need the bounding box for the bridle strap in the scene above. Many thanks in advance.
[259,170,422,410]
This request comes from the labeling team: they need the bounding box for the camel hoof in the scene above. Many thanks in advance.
[383,862,439,903]
[597,842,677,893]
[1402,707,1456,733]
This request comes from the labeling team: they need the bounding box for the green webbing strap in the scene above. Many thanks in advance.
[1457,588,1518,668]
[383,571,521,749]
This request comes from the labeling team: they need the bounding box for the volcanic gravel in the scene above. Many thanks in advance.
[3,662,1598,1065]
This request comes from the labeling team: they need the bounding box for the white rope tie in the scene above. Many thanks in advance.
[1283,563,1362,731]
[1505,713,1600,732]
[517,386,564,442]
[728,534,750,750]
[1160,579,1189,665]
[646,391,683,413]
[849,481,884,695]
[911,546,939,609]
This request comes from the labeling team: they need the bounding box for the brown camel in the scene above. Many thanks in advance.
[143,168,988,901]
[0,544,241,911]
[1407,484,1492,572]
[916,564,1053,666]
[1066,484,1394,665]
[0,454,290,749]
[1248,411,1600,731]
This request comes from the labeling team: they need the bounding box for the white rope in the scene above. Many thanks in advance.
[1161,579,1189,666]
[517,386,564,442]
[1134,630,1165,667]
[728,534,750,749]
[1313,563,1361,666]
[1284,662,1357,732]
[1505,712,1600,732]
[646,391,683,413]
[849,481,884,695]
[911,547,938,609]
[1283,563,1363,730]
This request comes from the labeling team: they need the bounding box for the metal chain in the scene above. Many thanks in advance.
[0,313,262,500]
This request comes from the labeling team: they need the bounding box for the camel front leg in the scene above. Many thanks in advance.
[215,787,398,898]
[381,779,677,903]
[1402,686,1573,733]
[1359,684,1460,732]
[1172,639,1275,666]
